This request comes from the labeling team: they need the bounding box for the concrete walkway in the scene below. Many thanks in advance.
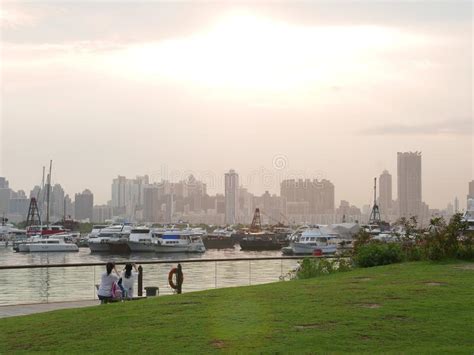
[0,300,100,319]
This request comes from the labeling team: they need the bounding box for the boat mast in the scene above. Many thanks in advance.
[46,160,52,227]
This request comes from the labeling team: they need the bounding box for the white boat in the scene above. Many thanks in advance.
[153,230,206,253]
[463,198,474,233]
[127,227,153,252]
[88,224,131,252]
[285,226,338,255]
[18,234,79,252]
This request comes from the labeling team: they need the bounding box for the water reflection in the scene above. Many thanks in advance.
[0,246,299,306]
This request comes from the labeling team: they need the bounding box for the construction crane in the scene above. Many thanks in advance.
[368,177,381,224]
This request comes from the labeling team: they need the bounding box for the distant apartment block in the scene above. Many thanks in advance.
[379,170,392,214]
[75,189,94,221]
[225,169,239,224]
[397,152,422,218]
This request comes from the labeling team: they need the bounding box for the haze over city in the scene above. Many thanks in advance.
[1,1,472,209]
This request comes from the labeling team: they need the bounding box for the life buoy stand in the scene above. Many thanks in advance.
[168,267,184,290]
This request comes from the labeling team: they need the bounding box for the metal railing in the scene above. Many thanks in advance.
[0,256,324,306]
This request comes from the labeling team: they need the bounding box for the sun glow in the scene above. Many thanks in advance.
[101,11,428,94]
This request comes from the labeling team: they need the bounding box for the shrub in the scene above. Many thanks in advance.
[355,243,403,268]
[296,257,352,279]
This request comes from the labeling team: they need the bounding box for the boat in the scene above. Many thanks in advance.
[26,225,68,237]
[238,209,289,251]
[17,234,79,252]
[153,230,206,253]
[88,224,132,253]
[463,198,474,234]
[202,227,236,249]
[240,232,288,251]
[282,226,339,255]
[127,227,154,252]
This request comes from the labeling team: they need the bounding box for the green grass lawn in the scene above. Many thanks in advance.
[1,261,473,353]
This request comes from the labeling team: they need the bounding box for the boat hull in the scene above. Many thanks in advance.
[203,237,235,249]
[27,244,79,252]
[290,243,337,255]
[240,238,288,251]
[108,241,130,254]
[127,241,155,252]
[88,242,111,252]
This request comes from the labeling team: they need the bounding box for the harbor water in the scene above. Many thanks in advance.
[0,245,300,306]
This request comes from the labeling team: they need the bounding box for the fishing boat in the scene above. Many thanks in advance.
[202,227,236,249]
[238,209,289,251]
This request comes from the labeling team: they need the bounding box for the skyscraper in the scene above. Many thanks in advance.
[379,170,392,215]
[467,180,474,210]
[225,169,239,224]
[397,152,422,218]
[74,189,94,221]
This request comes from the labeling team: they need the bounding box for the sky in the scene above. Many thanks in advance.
[0,0,472,209]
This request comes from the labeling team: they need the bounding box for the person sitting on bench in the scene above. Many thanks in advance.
[121,263,139,299]
[97,262,120,303]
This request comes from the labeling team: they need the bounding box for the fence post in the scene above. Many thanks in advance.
[177,263,183,294]
[138,265,143,296]
[249,260,251,285]
[214,261,217,288]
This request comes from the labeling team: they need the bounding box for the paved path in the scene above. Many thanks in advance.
[0,300,100,319]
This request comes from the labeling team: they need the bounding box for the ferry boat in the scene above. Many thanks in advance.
[153,230,206,253]
[88,224,132,253]
[282,226,339,255]
[127,227,153,252]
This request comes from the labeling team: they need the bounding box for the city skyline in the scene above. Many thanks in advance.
[1,2,472,210]
[0,155,472,212]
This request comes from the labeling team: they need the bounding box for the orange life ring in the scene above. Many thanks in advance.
[168,267,183,289]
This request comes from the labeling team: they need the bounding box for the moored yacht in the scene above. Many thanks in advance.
[17,234,79,252]
[88,224,132,253]
[153,230,206,253]
[283,226,339,255]
[127,227,153,252]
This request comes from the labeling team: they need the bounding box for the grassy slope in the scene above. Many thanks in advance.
[0,261,473,354]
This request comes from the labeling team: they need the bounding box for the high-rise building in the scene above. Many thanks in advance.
[93,205,113,223]
[51,184,65,219]
[0,177,10,216]
[111,175,149,218]
[379,170,392,216]
[225,169,239,224]
[143,185,161,222]
[280,178,335,215]
[397,152,422,218]
[74,189,94,221]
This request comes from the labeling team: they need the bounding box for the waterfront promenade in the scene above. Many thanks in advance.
[0,300,99,319]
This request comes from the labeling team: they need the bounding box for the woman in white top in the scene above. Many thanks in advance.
[97,262,120,303]
[121,263,139,299]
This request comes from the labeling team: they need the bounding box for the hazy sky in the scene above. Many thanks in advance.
[1,1,472,209]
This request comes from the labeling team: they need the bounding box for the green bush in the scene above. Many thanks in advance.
[355,243,403,267]
[296,257,352,279]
